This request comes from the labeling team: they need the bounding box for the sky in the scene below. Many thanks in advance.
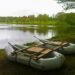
[0,0,75,16]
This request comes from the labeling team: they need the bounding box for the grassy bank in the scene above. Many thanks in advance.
[0,20,56,25]
[0,49,75,75]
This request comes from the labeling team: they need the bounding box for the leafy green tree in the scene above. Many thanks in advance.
[55,0,75,10]
[55,12,75,26]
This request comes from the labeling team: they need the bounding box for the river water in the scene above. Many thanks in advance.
[0,24,55,48]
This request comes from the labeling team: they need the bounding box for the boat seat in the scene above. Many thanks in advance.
[27,47,45,53]
[47,41,69,46]
[26,47,53,60]
[10,42,67,60]
[33,49,52,60]
[12,46,65,60]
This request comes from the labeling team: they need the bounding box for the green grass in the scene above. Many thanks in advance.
[0,49,75,75]
[0,20,56,25]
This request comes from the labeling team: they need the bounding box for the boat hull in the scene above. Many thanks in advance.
[58,43,75,54]
[5,45,65,70]
[30,51,65,70]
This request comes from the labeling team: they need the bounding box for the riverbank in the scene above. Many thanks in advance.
[0,49,75,75]
[0,20,56,25]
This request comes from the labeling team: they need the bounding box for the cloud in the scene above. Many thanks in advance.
[0,0,74,16]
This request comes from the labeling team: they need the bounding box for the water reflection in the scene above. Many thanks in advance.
[54,26,75,42]
[0,24,75,48]
[16,25,55,35]
[0,24,55,48]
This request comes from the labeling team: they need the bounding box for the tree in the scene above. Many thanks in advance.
[55,12,75,25]
[55,0,75,10]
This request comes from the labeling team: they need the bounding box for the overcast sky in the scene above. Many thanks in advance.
[0,0,74,16]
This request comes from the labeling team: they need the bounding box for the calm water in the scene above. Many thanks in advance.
[0,24,55,48]
[0,24,75,48]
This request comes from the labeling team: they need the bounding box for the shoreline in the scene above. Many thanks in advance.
[0,49,75,75]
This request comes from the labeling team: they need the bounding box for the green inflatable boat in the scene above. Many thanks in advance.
[58,43,75,54]
[38,41,75,54]
[5,44,65,70]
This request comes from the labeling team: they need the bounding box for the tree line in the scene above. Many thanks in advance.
[0,12,75,26]
[0,14,56,25]
[55,12,75,26]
